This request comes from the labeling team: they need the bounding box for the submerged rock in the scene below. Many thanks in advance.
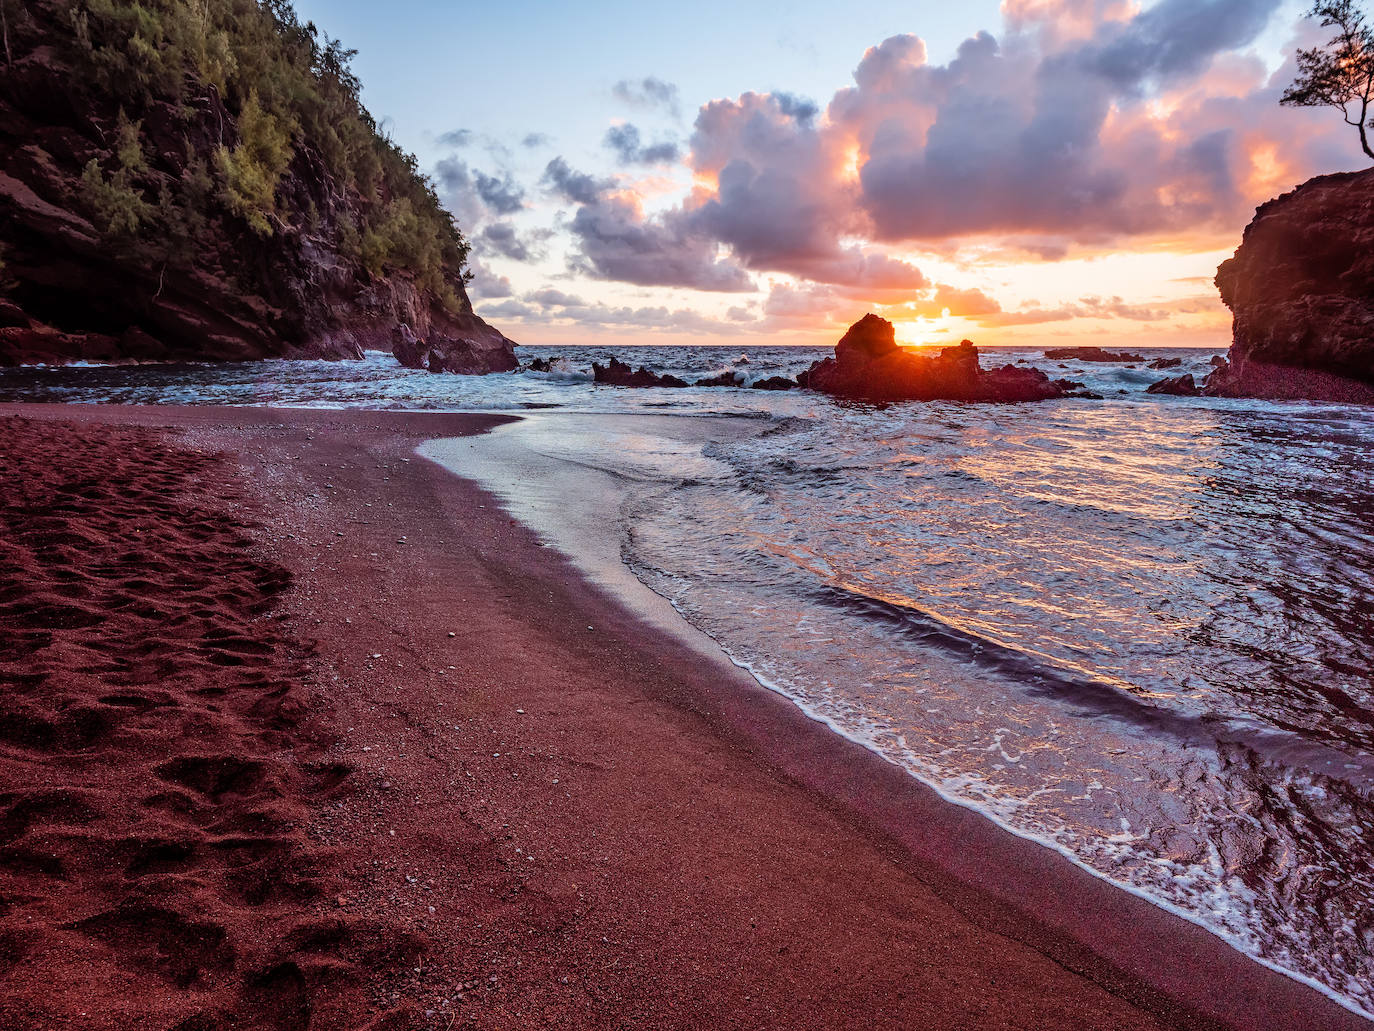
[1208,168,1374,402]
[592,357,689,388]
[1146,373,1200,396]
[525,355,565,373]
[1042,346,1146,362]
[694,371,744,387]
[800,315,1063,403]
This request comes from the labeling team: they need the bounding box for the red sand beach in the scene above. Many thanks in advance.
[0,404,1362,1031]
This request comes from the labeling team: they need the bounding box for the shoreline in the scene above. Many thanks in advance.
[0,402,1362,1030]
[434,410,1374,1025]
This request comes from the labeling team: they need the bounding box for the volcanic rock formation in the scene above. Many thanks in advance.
[592,357,689,388]
[801,315,1063,402]
[1043,347,1146,362]
[1208,168,1374,402]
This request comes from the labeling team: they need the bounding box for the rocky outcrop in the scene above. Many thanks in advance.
[1043,347,1146,362]
[800,314,1064,403]
[1148,357,1182,369]
[391,320,516,375]
[592,357,688,388]
[1146,373,1200,396]
[1208,168,1374,402]
[0,0,514,369]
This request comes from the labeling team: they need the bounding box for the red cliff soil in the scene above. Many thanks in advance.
[0,405,1361,1031]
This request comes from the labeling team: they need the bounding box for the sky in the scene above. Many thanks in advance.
[292,0,1358,348]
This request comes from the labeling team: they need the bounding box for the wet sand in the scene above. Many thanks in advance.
[0,403,1361,1030]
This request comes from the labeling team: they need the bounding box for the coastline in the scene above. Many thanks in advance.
[0,402,1362,1030]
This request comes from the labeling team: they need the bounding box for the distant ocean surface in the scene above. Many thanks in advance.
[5,343,1374,1018]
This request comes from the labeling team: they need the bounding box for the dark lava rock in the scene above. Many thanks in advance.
[694,371,744,387]
[1146,373,1200,396]
[592,357,689,388]
[392,320,517,375]
[1042,346,1147,362]
[800,314,1063,403]
[525,355,564,372]
[1148,357,1183,369]
[749,376,798,390]
[1207,168,1374,402]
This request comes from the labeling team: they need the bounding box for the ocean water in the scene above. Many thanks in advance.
[4,343,1373,1017]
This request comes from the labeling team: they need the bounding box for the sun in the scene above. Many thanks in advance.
[893,312,953,348]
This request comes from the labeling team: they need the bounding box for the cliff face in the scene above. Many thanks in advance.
[0,0,514,370]
[1209,168,1374,402]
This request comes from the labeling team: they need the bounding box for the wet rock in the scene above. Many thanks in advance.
[801,314,1063,403]
[1148,357,1183,369]
[749,376,798,390]
[391,317,517,375]
[1208,168,1374,402]
[1146,373,1200,396]
[1042,346,1147,362]
[694,371,743,387]
[525,355,564,373]
[592,356,689,388]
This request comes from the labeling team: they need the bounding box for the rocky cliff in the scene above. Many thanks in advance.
[1209,168,1374,403]
[801,314,1064,403]
[0,0,515,370]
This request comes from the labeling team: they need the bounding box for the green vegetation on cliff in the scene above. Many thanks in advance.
[63,0,469,306]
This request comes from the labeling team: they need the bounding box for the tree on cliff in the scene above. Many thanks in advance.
[1282,1,1374,161]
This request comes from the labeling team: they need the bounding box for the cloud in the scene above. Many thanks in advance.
[522,132,552,148]
[976,294,1174,326]
[473,170,525,215]
[772,92,820,127]
[542,157,613,205]
[479,221,535,261]
[566,192,755,292]
[527,287,586,308]
[613,76,682,118]
[912,284,1004,317]
[503,287,748,334]
[579,1,1348,292]
[466,259,515,300]
[482,298,540,319]
[1078,0,1283,91]
[603,124,681,165]
[436,128,473,148]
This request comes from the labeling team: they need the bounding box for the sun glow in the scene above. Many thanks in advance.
[894,312,955,347]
